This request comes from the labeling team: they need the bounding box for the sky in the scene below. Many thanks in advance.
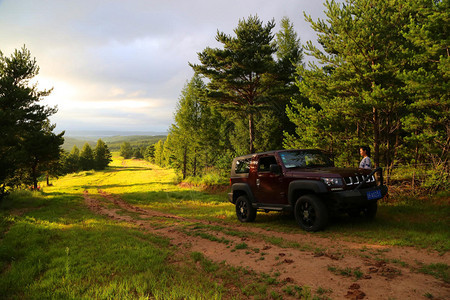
[0,0,329,134]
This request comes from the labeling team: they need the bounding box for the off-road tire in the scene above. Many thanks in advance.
[235,195,256,222]
[294,195,328,232]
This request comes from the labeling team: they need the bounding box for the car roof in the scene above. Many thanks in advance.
[233,149,323,160]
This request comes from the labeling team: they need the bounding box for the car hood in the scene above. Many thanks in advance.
[285,167,372,178]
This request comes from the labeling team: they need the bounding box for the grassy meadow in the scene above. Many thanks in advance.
[0,153,449,299]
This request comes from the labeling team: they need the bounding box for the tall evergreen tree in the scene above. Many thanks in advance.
[120,142,133,159]
[169,74,229,179]
[20,121,64,189]
[153,140,164,166]
[133,148,144,159]
[63,145,81,173]
[94,139,112,170]
[256,16,303,151]
[285,0,413,168]
[400,0,449,166]
[0,46,63,195]
[144,144,155,162]
[79,143,95,171]
[190,15,278,153]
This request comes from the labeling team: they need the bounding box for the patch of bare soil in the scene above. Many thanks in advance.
[83,190,450,299]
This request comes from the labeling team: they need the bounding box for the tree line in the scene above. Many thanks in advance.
[61,140,112,174]
[0,47,113,198]
[0,46,64,197]
[2,0,447,195]
[152,0,448,191]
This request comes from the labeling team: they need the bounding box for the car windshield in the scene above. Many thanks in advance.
[279,150,333,169]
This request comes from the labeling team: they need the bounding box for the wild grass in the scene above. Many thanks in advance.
[47,154,450,254]
[0,190,226,299]
[327,265,364,280]
[417,262,449,283]
[1,154,448,298]
[322,193,450,253]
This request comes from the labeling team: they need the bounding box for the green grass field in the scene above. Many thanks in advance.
[0,154,448,299]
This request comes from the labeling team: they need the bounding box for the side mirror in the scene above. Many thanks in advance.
[270,164,282,175]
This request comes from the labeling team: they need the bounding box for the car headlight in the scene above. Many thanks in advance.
[321,177,344,187]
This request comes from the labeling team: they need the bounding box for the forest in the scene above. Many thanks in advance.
[0,1,448,298]
[145,0,448,192]
[0,0,448,196]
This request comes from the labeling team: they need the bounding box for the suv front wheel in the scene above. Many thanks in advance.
[294,195,328,232]
[235,195,256,222]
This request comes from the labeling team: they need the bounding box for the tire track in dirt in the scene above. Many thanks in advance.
[83,190,449,300]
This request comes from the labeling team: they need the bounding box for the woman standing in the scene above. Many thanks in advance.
[359,146,372,169]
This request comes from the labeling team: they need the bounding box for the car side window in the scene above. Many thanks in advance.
[235,158,251,174]
[258,156,277,173]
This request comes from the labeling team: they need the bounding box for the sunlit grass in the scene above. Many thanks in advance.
[1,153,449,298]
[0,190,225,299]
[43,154,450,253]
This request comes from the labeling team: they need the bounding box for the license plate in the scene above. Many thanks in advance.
[367,189,382,200]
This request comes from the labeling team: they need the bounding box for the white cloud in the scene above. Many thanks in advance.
[0,0,329,133]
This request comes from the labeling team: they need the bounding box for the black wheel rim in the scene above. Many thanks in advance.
[299,201,316,228]
[237,200,248,219]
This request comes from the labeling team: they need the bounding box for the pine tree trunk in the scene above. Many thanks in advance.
[32,163,38,190]
[182,146,187,180]
[372,106,380,168]
[193,149,197,177]
[386,116,391,186]
[249,113,255,154]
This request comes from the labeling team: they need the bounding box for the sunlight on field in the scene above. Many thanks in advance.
[43,154,235,221]
[40,154,450,252]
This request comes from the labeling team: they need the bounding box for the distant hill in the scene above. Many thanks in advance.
[62,137,97,151]
[62,135,167,152]
[64,130,167,139]
[103,135,167,151]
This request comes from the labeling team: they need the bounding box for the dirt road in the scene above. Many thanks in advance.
[83,190,449,299]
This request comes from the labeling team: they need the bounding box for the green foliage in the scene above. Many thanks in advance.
[167,74,229,179]
[184,171,228,186]
[103,135,166,151]
[418,262,449,283]
[144,144,155,161]
[399,0,449,172]
[153,140,165,166]
[63,146,81,173]
[0,191,224,299]
[119,142,133,159]
[79,143,95,171]
[191,15,280,153]
[94,139,112,170]
[132,147,143,159]
[0,46,63,193]
[59,140,112,175]
[283,0,448,187]
[1,156,448,298]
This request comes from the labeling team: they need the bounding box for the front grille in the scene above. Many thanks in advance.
[344,175,375,186]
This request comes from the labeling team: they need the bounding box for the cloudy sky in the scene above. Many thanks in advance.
[0,0,329,134]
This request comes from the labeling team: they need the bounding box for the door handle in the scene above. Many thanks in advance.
[256,179,260,188]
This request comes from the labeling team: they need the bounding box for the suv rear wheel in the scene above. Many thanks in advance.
[294,195,328,232]
[235,195,256,222]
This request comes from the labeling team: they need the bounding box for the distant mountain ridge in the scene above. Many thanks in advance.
[64,130,167,139]
[62,132,167,152]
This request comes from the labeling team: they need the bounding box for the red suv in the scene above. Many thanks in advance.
[228,149,388,231]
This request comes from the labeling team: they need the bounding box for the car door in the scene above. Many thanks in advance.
[253,155,285,204]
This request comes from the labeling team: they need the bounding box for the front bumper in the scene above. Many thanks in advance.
[327,185,388,210]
